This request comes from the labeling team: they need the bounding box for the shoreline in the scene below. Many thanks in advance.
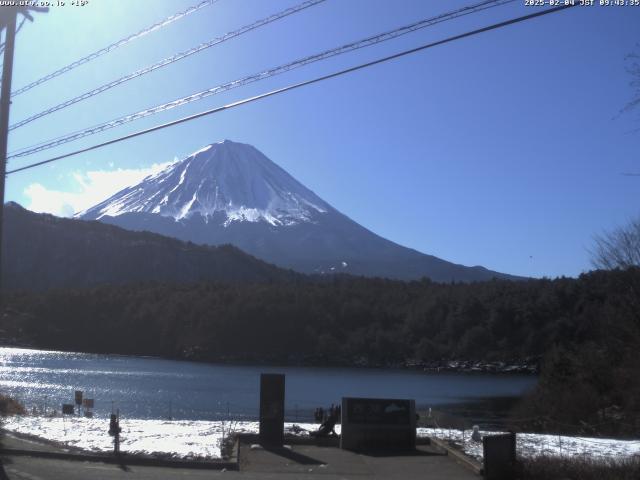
[3,415,639,463]
[0,342,539,375]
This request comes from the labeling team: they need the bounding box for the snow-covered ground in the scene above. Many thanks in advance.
[419,427,640,462]
[2,416,320,459]
[3,416,639,461]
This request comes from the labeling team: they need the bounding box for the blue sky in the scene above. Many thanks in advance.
[3,0,639,279]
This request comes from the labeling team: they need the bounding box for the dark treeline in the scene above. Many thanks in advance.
[1,267,639,435]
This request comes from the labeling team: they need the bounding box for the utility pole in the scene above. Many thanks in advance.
[0,6,47,295]
[0,8,18,296]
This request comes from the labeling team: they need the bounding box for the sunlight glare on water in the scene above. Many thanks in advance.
[0,346,536,421]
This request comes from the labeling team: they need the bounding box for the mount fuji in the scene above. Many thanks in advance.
[79,140,516,282]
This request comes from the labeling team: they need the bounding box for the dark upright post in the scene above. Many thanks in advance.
[0,6,48,295]
[483,432,516,479]
[259,373,285,446]
[0,9,18,296]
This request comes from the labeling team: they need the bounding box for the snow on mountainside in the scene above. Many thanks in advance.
[79,140,329,227]
[79,140,520,282]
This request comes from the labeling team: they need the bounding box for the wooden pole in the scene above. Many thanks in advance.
[0,9,18,295]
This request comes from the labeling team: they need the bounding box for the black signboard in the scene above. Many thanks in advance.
[341,397,416,451]
[483,432,516,480]
[62,404,74,415]
[74,390,83,406]
[346,398,411,425]
[259,373,285,446]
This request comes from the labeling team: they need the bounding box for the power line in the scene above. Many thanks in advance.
[8,0,515,160]
[0,8,42,55]
[9,0,218,97]
[6,3,576,176]
[8,0,512,157]
[0,16,27,54]
[9,0,325,132]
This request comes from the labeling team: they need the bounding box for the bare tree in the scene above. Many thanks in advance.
[591,217,640,270]
[622,46,640,116]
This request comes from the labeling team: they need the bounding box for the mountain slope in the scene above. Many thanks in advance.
[79,140,519,282]
[80,141,329,227]
[1,202,295,290]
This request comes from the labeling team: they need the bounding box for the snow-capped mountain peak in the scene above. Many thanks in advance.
[79,140,330,227]
[77,140,518,282]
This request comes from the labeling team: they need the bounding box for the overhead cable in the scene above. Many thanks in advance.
[10,0,218,97]
[9,0,325,131]
[6,3,576,176]
[8,0,515,159]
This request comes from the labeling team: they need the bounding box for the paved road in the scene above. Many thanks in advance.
[1,432,479,479]
[2,456,228,480]
[1,445,478,479]
[238,442,479,479]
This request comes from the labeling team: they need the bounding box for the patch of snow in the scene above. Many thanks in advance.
[3,416,323,459]
[4,416,639,462]
[176,192,198,220]
[80,140,331,226]
[189,145,213,157]
[419,427,640,462]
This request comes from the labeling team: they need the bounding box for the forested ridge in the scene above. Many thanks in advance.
[2,269,637,364]
[1,202,298,290]
[1,267,638,434]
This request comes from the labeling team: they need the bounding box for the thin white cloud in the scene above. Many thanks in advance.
[24,161,175,217]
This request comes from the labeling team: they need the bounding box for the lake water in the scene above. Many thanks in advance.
[3,347,637,461]
[0,347,536,421]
